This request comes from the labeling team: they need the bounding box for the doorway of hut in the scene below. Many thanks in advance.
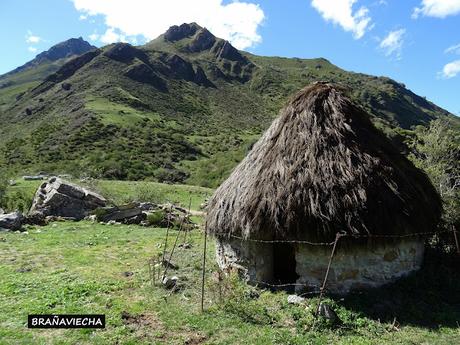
[272,242,299,291]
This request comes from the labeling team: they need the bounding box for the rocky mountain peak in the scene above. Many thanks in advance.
[163,22,202,42]
[34,37,96,63]
[1,37,96,79]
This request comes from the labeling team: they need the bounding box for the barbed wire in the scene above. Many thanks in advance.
[225,229,457,246]
[251,279,317,288]
[227,234,336,246]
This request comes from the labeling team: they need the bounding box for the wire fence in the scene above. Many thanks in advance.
[148,208,459,319]
[227,228,458,245]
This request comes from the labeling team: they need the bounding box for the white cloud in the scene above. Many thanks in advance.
[88,33,99,41]
[413,0,460,19]
[71,0,265,49]
[310,0,372,39]
[28,46,38,53]
[79,14,87,20]
[100,27,127,44]
[438,60,460,78]
[25,30,41,44]
[445,43,460,54]
[379,29,405,59]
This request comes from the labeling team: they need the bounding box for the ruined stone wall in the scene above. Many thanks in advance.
[295,239,425,294]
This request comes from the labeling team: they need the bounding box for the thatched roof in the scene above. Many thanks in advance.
[206,83,442,242]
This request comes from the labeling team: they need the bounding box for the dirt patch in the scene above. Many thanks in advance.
[121,311,161,328]
[184,333,207,345]
[120,311,208,344]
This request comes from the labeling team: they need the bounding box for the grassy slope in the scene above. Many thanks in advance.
[1,29,458,188]
[0,58,74,113]
[0,220,459,345]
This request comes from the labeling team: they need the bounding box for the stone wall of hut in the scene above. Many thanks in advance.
[295,239,425,294]
[216,237,425,294]
[216,238,274,283]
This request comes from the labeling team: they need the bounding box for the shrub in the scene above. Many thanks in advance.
[146,210,166,227]
[0,173,7,209]
[210,272,275,325]
[2,189,33,213]
[134,184,163,203]
[92,207,111,222]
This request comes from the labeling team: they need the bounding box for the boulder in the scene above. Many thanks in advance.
[23,175,46,181]
[123,213,147,225]
[0,212,24,231]
[29,177,106,220]
[24,212,47,226]
[162,258,179,270]
[139,202,158,211]
[287,295,305,305]
[0,208,4,215]
[97,203,143,223]
[162,276,179,290]
[318,303,339,323]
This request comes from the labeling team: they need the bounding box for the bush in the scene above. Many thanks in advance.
[92,207,111,222]
[134,184,163,203]
[146,210,166,227]
[210,272,275,325]
[0,173,7,208]
[2,189,33,213]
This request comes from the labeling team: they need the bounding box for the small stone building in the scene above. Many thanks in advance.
[206,83,441,294]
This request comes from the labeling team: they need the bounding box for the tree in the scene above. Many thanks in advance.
[409,119,460,228]
[0,170,8,209]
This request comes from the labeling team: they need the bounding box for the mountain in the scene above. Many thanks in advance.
[0,23,457,187]
[0,37,96,111]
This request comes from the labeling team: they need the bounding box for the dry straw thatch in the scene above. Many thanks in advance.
[206,82,442,242]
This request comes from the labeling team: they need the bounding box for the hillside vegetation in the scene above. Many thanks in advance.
[0,23,457,187]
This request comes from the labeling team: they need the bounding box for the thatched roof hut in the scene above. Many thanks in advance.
[206,82,441,293]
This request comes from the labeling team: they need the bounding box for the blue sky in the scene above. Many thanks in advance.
[1,0,459,115]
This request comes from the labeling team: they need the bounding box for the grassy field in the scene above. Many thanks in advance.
[1,218,459,344]
[1,179,459,344]
[3,179,213,213]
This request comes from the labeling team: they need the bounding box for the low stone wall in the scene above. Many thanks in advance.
[295,239,425,294]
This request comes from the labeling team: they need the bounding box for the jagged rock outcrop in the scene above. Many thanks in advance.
[188,28,216,52]
[45,50,101,83]
[164,23,200,42]
[212,40,247,63]
[31,49,101,96]
[124,62,167,91]
[163,54,196,81]
[104,43,149,63]
[29,177,107,220]
[194,66,213,87]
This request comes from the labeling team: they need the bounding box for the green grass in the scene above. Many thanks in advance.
[0,221,459,344]
[85,97,161,126]
[3,179,213,212]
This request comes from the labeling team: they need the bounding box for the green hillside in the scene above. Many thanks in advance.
[0,23,457,187]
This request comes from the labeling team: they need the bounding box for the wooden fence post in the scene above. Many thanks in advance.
[452,225,460,254]
[201,222,208,313]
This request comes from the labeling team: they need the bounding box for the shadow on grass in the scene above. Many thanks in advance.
[339,247,460,329]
